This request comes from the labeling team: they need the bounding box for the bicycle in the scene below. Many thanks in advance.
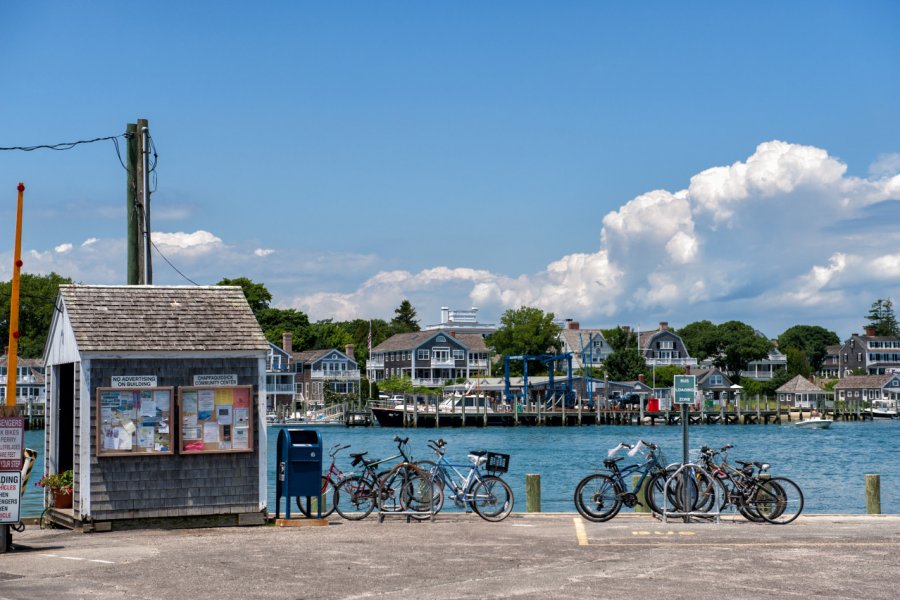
[417,438,514,522]
[574,440,670,522]
[696,445,804,524]
[333,436,425,520]
[295,443,351,518]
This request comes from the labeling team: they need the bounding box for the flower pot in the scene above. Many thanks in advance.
[52,489,73,509]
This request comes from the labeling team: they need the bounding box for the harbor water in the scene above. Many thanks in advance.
[21,421,899,518]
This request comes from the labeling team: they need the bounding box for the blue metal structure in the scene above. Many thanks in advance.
[503,353,575,408]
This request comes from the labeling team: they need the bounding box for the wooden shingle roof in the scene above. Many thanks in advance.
[833,374,892,390]
[776,375,823,393]
[371,331,487,353]
[58,285,269,353]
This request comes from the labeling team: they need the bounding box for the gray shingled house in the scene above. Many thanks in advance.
[42,285,270,530]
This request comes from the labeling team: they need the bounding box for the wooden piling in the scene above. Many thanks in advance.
[632,475,649,513]
[866,474,881,514]
[525,474,541,512]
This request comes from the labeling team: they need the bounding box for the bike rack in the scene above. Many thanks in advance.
[661,462,722,524]
[376,463,438,523]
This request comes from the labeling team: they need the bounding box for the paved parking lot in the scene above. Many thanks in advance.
[2,514,899,599]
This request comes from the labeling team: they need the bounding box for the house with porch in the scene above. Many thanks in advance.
[638,322,697,369]
[293,345,361,406]
[837,326,900,378]
[557,321,611,370]
[776,375,831,409]
[367,331,490,388]
[265,333,296,416]
[834,373,900,407]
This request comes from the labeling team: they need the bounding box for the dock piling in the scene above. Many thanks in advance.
[525,474,541,512]
[865,474,881,514]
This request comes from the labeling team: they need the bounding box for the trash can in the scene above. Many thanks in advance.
[275,429,323,519]
[647,397,659,412]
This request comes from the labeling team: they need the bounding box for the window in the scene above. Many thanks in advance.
[710,374,723,386]
[452,349,464,360]
[417,349,429,360]
[659,340,674,350]
[433,348,450,362]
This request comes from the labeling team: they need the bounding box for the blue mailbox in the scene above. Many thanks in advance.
[275,429,323,519]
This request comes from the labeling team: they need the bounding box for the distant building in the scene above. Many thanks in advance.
[818,344,841,379]
[834,373,900,404]
[368,331,490,388]
[265,333,296,413]
[423,306,497,336]
[0,353,46,417]
[776,375,830,409]
[741,347,787,381]
[293,345,361,404]
[837,326,900,377]
[556,321,611,370]
[638,322,697,368]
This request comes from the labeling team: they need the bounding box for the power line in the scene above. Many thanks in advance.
[149,239,200,286]
[0,133,125,152]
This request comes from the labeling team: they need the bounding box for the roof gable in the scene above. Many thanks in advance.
[53,285,269,354]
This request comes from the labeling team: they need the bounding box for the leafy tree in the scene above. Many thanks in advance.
[784,347,812,378]
[488,306,561,375]
[390,299,420,334]
[865,298,899,336]
[649,364,685,388]
[377,376,414,394]
[308,319,353,350]
[600,326,637,353]
[712,321,772,383]
[777,325,839,371]
[256,307,311,348]
[677,320,719,361]
[1,272,73,357]
[603,348,647,381]
[216,277,271,315]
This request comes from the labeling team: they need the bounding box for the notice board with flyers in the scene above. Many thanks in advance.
[179,386,253,454]
[96,388,175,457]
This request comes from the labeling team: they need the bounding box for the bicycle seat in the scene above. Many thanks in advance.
[469,450,487,456]
[349,452,368,460]
[735,460,753,467]
[603,457,624,467]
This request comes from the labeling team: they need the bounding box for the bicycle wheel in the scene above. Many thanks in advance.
[414,461,446,513]
[295,475,336,518]
[755,477,804,525]
[471,475,514,522]
[379,463,440,515]
[691,470,726,514]
[333,475,377,520]
[574,474,622,522]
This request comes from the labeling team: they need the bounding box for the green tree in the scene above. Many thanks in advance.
[677,320,719,361]
[784,347,812,378]
[216,277,272,315]
[600,326,638,353]
[713,321,772,383]
[777,325,839,371]
[256,307,312,349]
[1,272,73,357]
[377,376,414,394]
[308,319,353,350]
[865,298,899,336]
[649,364,685,388]
[488,306,561,376]
[603,348,647,381]
[390,299,420,333]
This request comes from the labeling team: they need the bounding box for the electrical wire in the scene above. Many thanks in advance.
[0,134,124,152]
[149,239,200,286]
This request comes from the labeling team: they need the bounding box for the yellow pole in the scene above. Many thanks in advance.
[5,183,24,411]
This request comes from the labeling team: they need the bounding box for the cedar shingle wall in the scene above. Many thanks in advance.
[86,358,261,520]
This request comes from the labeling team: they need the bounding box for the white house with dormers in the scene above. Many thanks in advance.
[367,331,490,388]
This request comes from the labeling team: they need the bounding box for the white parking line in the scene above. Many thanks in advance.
[573,518,589,546]
[39,553,115,564]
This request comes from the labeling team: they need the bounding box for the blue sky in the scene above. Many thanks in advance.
[1,1,899,338]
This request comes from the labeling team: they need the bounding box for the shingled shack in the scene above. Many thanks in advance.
[42,285,270,530]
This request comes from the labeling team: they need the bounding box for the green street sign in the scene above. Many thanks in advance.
[674,375,696,405]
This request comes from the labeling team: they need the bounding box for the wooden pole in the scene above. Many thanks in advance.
[525,474,541,512]
[865,474,881,514]
[632,475,649,513]
[5,183,25,412]
[126,123,140,284]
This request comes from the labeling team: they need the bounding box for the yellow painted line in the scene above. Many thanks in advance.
[632,531,695,536]
[573,518,589,546]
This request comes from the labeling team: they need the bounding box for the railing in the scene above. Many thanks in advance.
[367,359,384,367]
[468,360,489,367]
[267,384,296,393]
[645,358,698,367]
[310,370,361,380]
[429,359,456,367]
[413,378,447,387]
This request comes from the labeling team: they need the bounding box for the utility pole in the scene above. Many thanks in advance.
[126,118,152,285]
[126,123,140,284]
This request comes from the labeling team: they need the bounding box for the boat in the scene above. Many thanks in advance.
[867,400,899,420]
[369,394,504,427]
[795,416,833,429]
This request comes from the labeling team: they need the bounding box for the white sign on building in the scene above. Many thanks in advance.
[0,472,22,524]
[111,375,158,388]
[193,374,238,386]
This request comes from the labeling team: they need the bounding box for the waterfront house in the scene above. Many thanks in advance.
[293,345,361,406]
[265,333,296,415]
[818,345,841,379]
[42,285,269,530]
[776,375,831,409]
[837,326,900,378]
[557,321,611,370]
[367,331,490,387]
[834,374,900,406]
[638,322,697,369]
[741,346,787,381]
[693,367,737,406]
[0,354,46,419]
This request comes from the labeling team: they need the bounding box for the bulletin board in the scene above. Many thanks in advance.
[97,387,175,457]
[179,386,254,454]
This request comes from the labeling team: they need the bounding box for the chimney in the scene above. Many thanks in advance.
[441,306,450,324]
[345,344,355,359]
[282,332,293,354]
[685,365,691,375]
[450,331,457,338]
[638,374,645,383]
[865,326,876,337]
[659,321,669,330]
[566,320,580,330]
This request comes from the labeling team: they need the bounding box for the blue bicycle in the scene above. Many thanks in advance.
[417,438,514,522]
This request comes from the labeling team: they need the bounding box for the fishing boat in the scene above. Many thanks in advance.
[867,400,899,420]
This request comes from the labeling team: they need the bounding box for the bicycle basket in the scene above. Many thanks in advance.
[485,452,510,474]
